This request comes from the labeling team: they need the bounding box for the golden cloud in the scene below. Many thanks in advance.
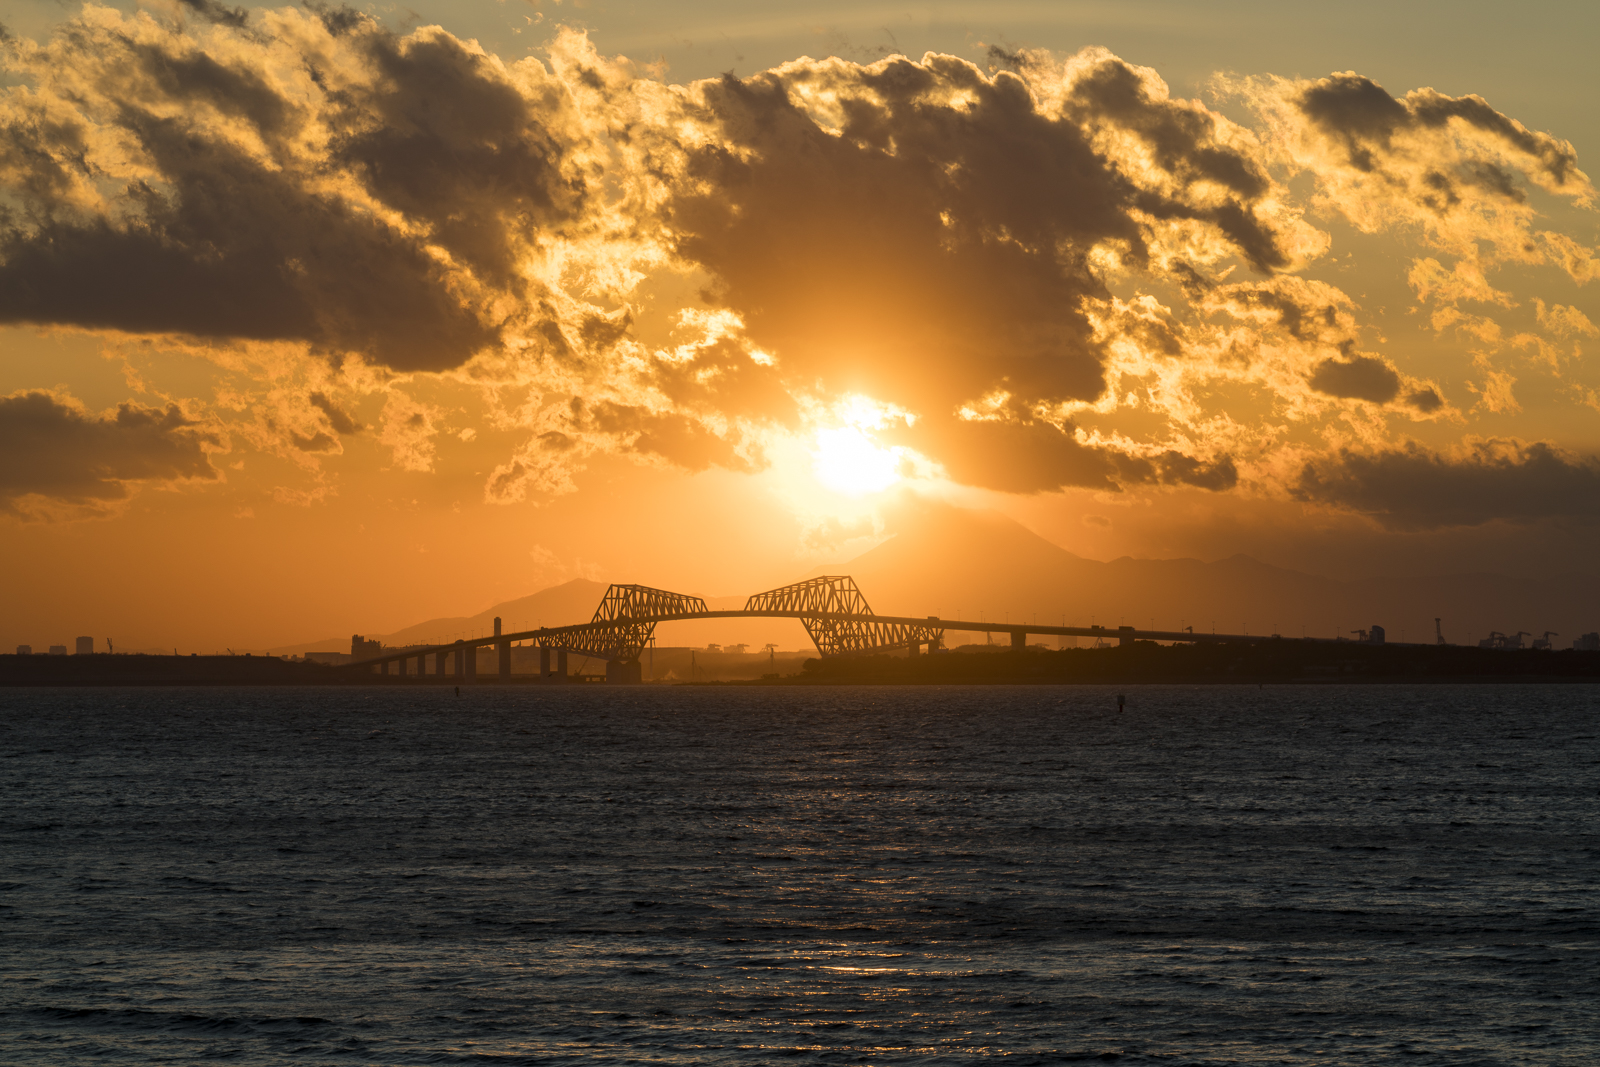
[0,7,1595,527]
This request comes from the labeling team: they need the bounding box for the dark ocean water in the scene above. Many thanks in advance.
[1,684,1596,1065]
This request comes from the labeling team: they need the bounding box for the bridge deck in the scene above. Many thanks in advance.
[342,610,1327,670]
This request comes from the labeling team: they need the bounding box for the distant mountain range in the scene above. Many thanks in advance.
[826,506,1599,647]
[271,506,1600,655]
[269,578,613,655]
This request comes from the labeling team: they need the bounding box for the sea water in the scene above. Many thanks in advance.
[1,684,1596,1065]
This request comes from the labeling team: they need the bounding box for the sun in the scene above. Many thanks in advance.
[812,426,902,496]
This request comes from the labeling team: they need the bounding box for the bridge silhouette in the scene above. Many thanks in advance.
[343,575,1276,683]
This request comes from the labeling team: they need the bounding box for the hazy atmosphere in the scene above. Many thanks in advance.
[5,7,1599,1065]
[3,0,1598,652]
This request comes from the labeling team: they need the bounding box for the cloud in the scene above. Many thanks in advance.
[176,0,250,30]
[1155,450,1238,491]
[1534,299,1598,338]
[886,417,1123,494]
[1229,70,1594,301]
[0,6,587,370]
[1,12,1595,513]
[0,391,217,513]
[1404,388,1444,413]
[290,430,337,452]
[1298,73,1580,189]
[584,402,758,473]
[1407,257,1516,307]
[378,392,439,472]
[309,391,363,435]
[1296,439,1600,529]
[649,49,1308,492]
[1308,355,1401,403]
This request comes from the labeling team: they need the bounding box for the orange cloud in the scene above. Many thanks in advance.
[0,391,218,515]
[0,8,1594,528]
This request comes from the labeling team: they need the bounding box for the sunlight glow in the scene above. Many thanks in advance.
[812,426,902,496]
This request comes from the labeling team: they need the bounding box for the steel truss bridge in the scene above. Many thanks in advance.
[342,575,1280,683]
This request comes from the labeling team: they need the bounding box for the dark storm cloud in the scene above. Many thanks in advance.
[0,102,92,209]
[666,63,1123,415]
[0,392,217,511]
[1308,355,1402,404]
[661,51,1297,493]
[327,29,586,287]
[0,12,585,370]
[1295,441,1600,529]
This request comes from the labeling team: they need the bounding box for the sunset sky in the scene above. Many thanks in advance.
[2,0,1598,652]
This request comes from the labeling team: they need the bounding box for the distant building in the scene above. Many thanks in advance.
[48,645,67,655]
[15,645,31,655]
[75,636,94,655]
[351,634,382,658]
[1575,633,1600,651]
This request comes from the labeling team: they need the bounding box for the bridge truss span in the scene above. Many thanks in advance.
[544,583,709,663]
[745,576,943,657]
[341,572,1305,683]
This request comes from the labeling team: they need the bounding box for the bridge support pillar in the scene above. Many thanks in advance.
[907,641,920,657]
[495,618,510,681]
[539,646,550,680]
[434,649,446,677]
[606,659,643,684]
[454,640,465,681]
[556,649,568,681]
[1011,630,1026,652]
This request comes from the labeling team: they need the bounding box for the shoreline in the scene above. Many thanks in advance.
[3,640,1600,687]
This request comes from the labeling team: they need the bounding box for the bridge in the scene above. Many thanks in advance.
[341,575,1283,683]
